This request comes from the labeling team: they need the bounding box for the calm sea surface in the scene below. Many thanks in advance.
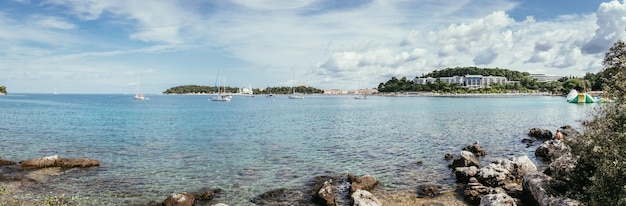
[0,94,595,205]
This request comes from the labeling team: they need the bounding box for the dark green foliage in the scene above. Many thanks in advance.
[563,40,626,205]
[0,86,6,94]
[163,85,324,94]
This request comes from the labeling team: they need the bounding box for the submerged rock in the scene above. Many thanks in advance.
[0,157,15,166]
[163,192,195,206]
[416,184,442,197]
[19,155,100,169]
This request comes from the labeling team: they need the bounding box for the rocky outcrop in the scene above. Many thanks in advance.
[522,172,583,206]
[535,140,570,161]
[451,151,480,168]
[544,153,578,177]
[350,189,381,206]
[416,184,442,197]
[348,174,378,194]
[477,164,512,187]
[453,154,538,205]
[528,128,553,140]
[163,192,195,206]
[463,177,504,204]
[18,155,100,169]
[490,155,537,179]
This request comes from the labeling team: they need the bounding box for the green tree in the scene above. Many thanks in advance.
[0,86,6,94]
[563,40,626,205]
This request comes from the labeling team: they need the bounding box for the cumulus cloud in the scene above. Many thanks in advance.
[582,0,626,54]
[473,47,499,65]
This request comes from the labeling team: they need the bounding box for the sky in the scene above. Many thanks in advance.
[0,0,625,94]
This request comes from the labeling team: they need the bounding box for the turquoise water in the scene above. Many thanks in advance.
[0,94,594,204]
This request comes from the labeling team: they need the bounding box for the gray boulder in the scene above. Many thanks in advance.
[528,128,553,140]
[535,140,570,161]
[348,174,378,194]
[350,189,381,206]
[451,151,480,168]
[317,180,336,206]
[490,155,537,179]
[454,166,480,183]
[544,153,578,177]
[522,172,583,206]
[477,164,512,187]
[480,193,517,206]
[464,177,504,205]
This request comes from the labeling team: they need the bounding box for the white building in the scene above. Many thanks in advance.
[413,75,508,88]
[530,74,563,82]
[439,76,465,84]
[413,77,436,84]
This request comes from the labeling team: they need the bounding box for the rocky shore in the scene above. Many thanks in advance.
[0,126,584,206]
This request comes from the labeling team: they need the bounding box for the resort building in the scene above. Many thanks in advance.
[413,75,508,88]
[530,74,563,82]
[413,77,436,84]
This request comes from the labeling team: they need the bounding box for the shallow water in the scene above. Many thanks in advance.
[0,94,595,205]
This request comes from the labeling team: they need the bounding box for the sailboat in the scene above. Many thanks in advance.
[134,77,146,100]
[244,83,255,97]
[288,78,304,99]
[354,81,366,99]
[210,69,232,102]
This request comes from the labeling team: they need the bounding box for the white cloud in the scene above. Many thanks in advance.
[34,16,76,29]
[582,0,626,54]
[1,0,625,93]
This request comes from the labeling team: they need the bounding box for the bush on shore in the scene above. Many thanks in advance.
[561,40,626,205]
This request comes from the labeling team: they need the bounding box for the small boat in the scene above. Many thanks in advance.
[244,83,255,97]
[134,77,146,100]
[288,76,304,99]
[567,89,597,103]
[354,94,366,100]
[210,68,231,102]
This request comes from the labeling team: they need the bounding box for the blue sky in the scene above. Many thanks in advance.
[0,0,625,94]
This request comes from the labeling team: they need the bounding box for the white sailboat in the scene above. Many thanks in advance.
[354,81,366,99]
[210,69,231,102]
[288,78,304,99]
[134,77,146,100]
[244,83,255,97]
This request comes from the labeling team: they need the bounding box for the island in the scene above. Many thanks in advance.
[163,85,324,95]
[0,86,6,95]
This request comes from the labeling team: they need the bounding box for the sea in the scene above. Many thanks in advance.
[0,93,596,205]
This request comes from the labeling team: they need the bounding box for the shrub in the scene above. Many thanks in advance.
[562,40,626,205]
